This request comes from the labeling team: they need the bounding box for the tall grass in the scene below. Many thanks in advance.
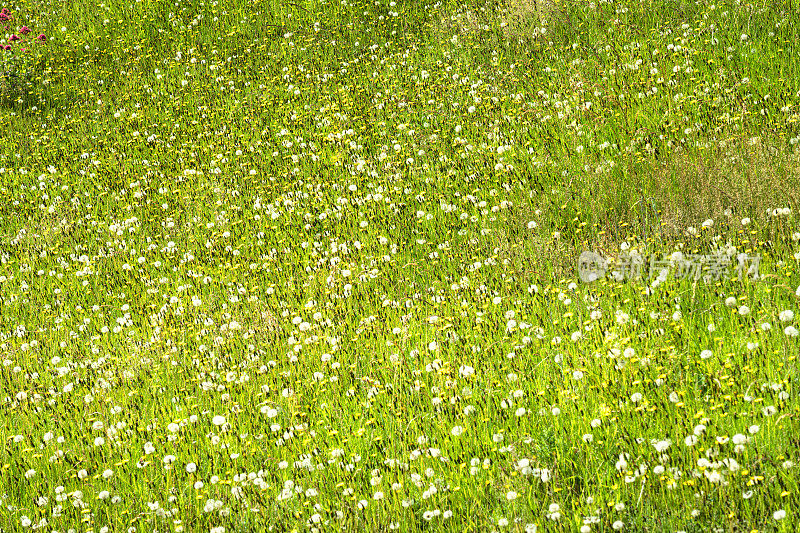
[0,0,799,531]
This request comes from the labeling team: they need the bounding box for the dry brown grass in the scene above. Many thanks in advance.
[652,135,800,236]
[425,0,562,41]
[507,0,560,22]
[502,0,563,41]
[586,133,800,244]
[487,133,800,283]
[3,209,77,262]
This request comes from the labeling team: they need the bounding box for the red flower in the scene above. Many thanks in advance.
[36,34,46,41]
[9,33,19,41]
[19,25,30,35]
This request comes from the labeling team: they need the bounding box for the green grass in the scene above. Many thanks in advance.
[1,0,800,531]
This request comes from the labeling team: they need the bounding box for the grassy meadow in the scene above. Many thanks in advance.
[2,0,800,531]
